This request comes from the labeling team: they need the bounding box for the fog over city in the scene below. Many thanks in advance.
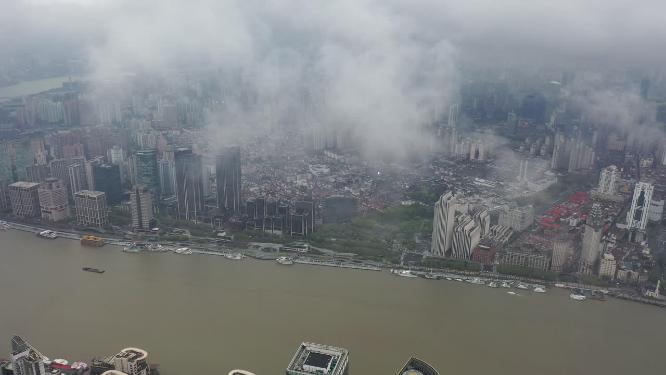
[3,0,666,158]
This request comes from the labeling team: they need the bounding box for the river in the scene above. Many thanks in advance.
[0,229,664,375]
[0,76,79,98]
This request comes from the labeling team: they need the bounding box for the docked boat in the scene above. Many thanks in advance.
[276,256,294,265]
[224,252,243,260]
[82,267,105,274]
[454,278,464,282]
[424,273,440,280]
[501,282,512,288]
[507,291,517,295]
[174,247,192,255]
[81,235,104,247]
[554,283,566,288]
[445,277,453,281]
[37,230,58,239]
[533,287,546,293]
[467,277,485,285]
[0,221,9,230]
[487,281,499,288]
[516,283,529,290]
[392,269,417,278]
[570,293,586,301]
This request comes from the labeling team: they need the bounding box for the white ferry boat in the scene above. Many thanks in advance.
[174,247,192,255]
[467,277,485,285]
[501,282,512,288]
[37,230,58,239]
[507,291,517,295]
[276,256,294,265]
[533,287,546,293]
[224,252,243,260]
[487,281,499,288]
[570,293,586,301]
[516,283,529,290]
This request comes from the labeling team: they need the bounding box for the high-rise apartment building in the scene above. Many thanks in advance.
[597,165,619,196]
[551,239,572,272]
[74,190,108,227]
[25,164,50,183]
[626,182,654,231]
[431,192,456,256]
[38,178,69,222]
[130,185,153,231]
[158,158,176,197]
[8,181,41,217]
[174,148,204,221]
[215,146,242,214]
[580,204,603,274]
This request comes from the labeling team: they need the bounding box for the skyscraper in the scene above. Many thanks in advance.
[580,203,603,274]
[215,146,242,214]
[38,177,69,222]
[626,182,654,231]
[431,191,456,256]
[174,148,204,221]
[135,149,160,198]
[130,185,153,231]
[93,163,123,205]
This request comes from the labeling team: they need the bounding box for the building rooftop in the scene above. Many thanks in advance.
[9,181,40,189]
[286,342,348,375]
[75,190,106,198]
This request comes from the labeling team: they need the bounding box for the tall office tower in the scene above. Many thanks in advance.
[174,148,204,221]
[135,149,160,198]
[580,204,604,274]
[11,336,47,375]
[568,139,595,172]
[451,214,481,260]
[74,190,108,228]
[550,132,568,170]
[68,162,88,198]
[551,238,573,272]
[431,191,457,256]
[25,164,50,183]
[38,178,69,222]
[8,182,41,217]
[215,146,242,214]
[626,182,654,231]
[49,159,69,189]
[130,185,153,231]
[93,163,123,205]
[113,348,150,375]
[158,158,176,197]
[597,165,619,196]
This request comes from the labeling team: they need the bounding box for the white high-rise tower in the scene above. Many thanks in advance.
[431,192,457,256]
[626,182,654,231]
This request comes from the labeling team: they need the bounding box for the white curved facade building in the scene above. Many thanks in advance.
[431,192,456,256]
[113,348,149,375]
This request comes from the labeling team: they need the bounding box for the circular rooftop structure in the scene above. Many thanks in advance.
[228,371,256,375]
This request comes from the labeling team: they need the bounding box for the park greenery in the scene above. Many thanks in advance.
[422,257,481,272]
[309,204,433,261]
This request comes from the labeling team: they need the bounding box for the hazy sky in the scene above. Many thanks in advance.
[3,0,665,158]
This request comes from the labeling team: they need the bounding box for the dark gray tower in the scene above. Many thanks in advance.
[215,146,242,214]
[174,148,204,221]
